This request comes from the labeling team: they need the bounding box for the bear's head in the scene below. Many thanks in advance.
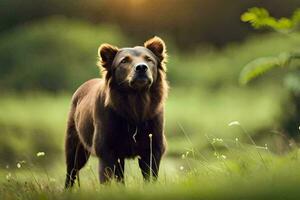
[98,37,167,91]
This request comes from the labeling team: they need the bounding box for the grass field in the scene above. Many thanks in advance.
[1,142,300,200]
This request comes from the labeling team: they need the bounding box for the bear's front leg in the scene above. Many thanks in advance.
[138,112,166,181]
[138,150,162,181]
[98,156,125,184]
[93,114,126,184]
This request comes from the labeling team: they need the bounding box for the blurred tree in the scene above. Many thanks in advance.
[0,17,128,92]
[239,7,300,139]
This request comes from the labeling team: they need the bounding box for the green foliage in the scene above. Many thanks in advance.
[240,8,300,85]
[240,7,300,139]
[241,7,300,32]
[239,52,292,85]
[0,17,128,92]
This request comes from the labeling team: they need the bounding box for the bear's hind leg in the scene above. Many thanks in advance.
[65,124,90,189]
[98,157,125,184]
[138,151,162,182]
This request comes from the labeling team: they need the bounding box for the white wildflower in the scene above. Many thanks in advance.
[212,138,223,144]
[181,154,186,159]
[216,138,223,142]
[228,121,240,127]
[36,152,45,157]
[6,173,11,180]
[264,144,268,150]
[50,178,56,182]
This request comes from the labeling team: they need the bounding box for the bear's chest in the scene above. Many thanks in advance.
[111,122,152,158]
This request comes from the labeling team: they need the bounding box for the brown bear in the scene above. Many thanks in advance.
[64,37,169,188]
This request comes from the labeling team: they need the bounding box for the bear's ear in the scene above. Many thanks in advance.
[144,36,167,63]
[98,43,119,70]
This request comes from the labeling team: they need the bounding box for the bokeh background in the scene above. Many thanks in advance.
[1,0,300,172]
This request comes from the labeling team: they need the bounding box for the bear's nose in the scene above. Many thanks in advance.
[135,64,148,73]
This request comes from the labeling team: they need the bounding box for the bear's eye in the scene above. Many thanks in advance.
[120,57,129,64]
[145,56,154,63]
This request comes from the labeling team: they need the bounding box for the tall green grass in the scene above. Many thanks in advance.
[1,135,299,200]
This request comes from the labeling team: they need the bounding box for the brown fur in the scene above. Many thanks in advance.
[64,37,169,188]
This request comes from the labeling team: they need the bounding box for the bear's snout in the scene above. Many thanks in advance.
[130,63,153,90]
[135,63,149,73]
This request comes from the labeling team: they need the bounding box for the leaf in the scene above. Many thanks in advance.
[241,12,257,22]
[241,7,270,29]
[241,7,299,31]
[239,53,292,85]
[275,18,293,30]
